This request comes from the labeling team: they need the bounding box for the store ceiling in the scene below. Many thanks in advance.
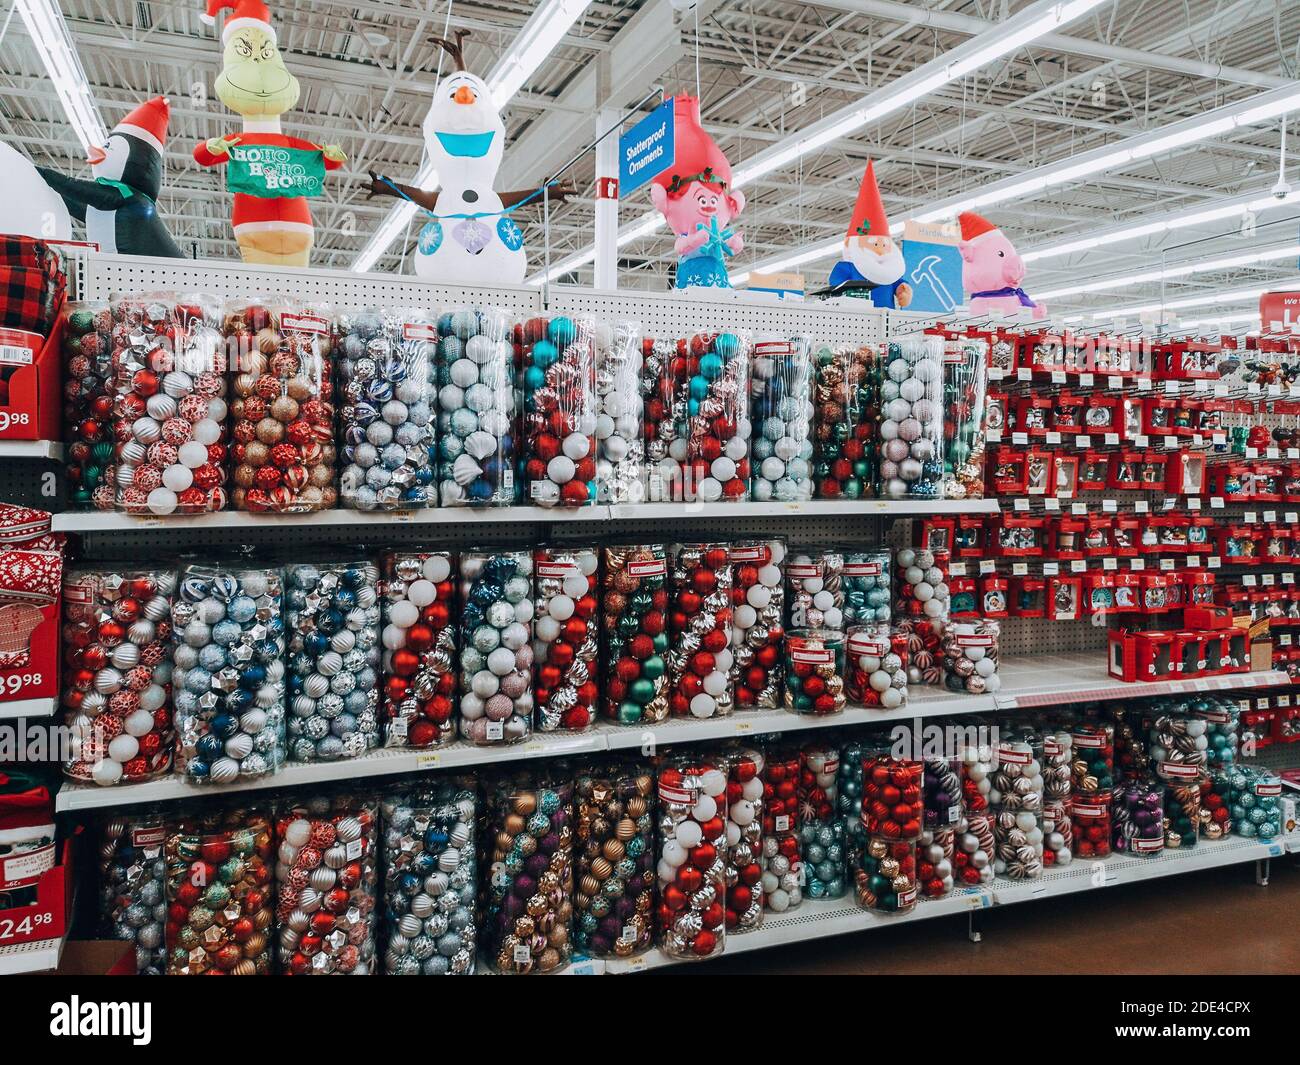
[3,0,1300,325]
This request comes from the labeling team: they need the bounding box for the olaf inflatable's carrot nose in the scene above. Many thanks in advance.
[453,85,476,105]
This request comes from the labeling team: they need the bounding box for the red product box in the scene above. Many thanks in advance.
[985,392,1010,437]
[0,311,64,442]
[1084,571,1116,615]
[1184,571,1216,607]
[1154,513,1190,554]
[1017,395,1053,437]
[1025,447,1052,496]
[1052,452,1079,498]
[0,506,63,707]
[1186,604,1233,629]
[0,837,73,950]
[1187,514,1215,554]
[1113,572,1141,613]
[981,576,1009,618]
[1120,396,1143,441]
[954,515,987,558]
[1142,395,1177,436]
[1136,450,1167,490]
[1263,525,1292,564]
[1271,704,1300,744]
[1108,629,1138,681]
[1210,460,1253,501]
[1243,709,1276,749]
[1051,515,1085,560]
[1010,577,1046,618]
[1255,464,1284,503]
[1078,450,1109,491]
[1047,575,1083,621]
[1166,452,1207,496]
[916,517,956,559]
[1169,630,1204,676]
[1135,630,1175,680]
[1195,399,1228,435]
[1113,514,1140,557]
[1166,577,1187,611]
[1216,523,1259,564]
[990,446,1027,495]
[1108,449,1142,489]
[1082,515,1113,556]
[1141,573,1171,614]
[949,577,979,618]
[1054,393,1085,434]
[1085,394,1119,435]
[992,515,1045,557]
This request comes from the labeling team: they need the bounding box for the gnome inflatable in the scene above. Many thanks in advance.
[958,212,1043,314]
[35,97,180,256]
[195,0,345,266]
[826,161,910,308]
[365,31,573,282]
[649,96,744,289]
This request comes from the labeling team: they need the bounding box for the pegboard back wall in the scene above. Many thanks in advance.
[547,286,889,346]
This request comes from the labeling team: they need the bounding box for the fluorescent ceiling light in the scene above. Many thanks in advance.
[14,0,107,153]
[1037,242,1300,300]
[529,0,1109,286]
[1024,187,1300,262]
[352,0,593,273]
[1090,274,1300,320]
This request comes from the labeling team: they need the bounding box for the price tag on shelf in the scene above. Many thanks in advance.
[979,560,997,575]
[1075,435,1091,449]
[1188,497,1202,510]
[987,430,1003,443]
[1192,434,1204,447]
[1246,448,1260,459]
[1105,432,1120,446]
[1285,573,1296,585]
[1135,500,1149,513]
[1138,378,1152,392]
[1278,694,1292,706]
[733,719,753,733]
[1194,379,1209,394]
[1108,375,1124,390]
[1162,497,1177,511]
[1043,562,1059,575]
[1165,381,1180,396]
[1187,555,1201,568]
[1245,511,1258,524]
[1051,370,1067,384]
[989,368,1005,381]
[1268,448,1281,460]
[1160,558,1176,571]
[1072,502,1087,515]
[1080,373,1094,387]
[1044,497,1060,511]
[1288,513,1299,525]
[1017,367,1032,382]
[1243,574,1258,587]
[1290,449,1300,460]
[1135,434,1149,447]
[1270,383,1283,397]
[1208,556,1221,569]
[949,563,968,576]
[1012,562,1029,576]
[1211,497,1224,509]
[1130,559,1145,571]
[1014,498,1030,511]
[1280,635,1293,647]
[1248,383,1262,397]
[1103,557,1118,571]
[1214,382,1229,398]
[1263,573,1276,586]
[1071,559,1087,573]
[415,752,440,769]
[1013,431,1029,445]
[1102,499,1118,512]
[1163,435,1178,448]
[1213,433,1226,446]
[1046,431,1061,444]
[1264,510,1278,522]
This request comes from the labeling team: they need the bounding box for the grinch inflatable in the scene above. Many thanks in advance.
[195,0,344,265]
[825,161,911,308]
[649,96,744,289]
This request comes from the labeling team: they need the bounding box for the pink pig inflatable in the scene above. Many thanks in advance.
[958,211,1044,315]
[649,97,744,289]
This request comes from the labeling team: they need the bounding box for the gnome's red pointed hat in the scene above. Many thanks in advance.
[113,96,170,155]
[652,96,732,199]
[957,211,999,244]
[845,160,891,240]
[201,0,275,42]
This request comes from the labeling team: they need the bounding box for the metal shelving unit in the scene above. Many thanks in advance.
[0,934,67,976]
[0,441,62,461]
[0,697,57,721]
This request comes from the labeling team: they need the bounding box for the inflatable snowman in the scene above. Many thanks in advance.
[0,140,70,241]
[368,32,534,283]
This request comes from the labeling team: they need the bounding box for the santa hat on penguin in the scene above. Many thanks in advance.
[108,96,170,157]
[201,0,276,41]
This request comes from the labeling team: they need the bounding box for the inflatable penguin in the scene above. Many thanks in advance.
[36,96,182,257]
[366,31,570,281]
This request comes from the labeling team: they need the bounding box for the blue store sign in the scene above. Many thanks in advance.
[620,98,676,196]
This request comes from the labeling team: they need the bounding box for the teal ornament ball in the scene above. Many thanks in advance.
[699,352,724,381]
[547,317,577,347]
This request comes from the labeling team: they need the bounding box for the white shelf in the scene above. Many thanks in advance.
[994,654,1289,709]
[0,697,57,720]
[596,835,1290,974]
[49,497,999,534]
[0,440,62,461]
[0,933,66,975]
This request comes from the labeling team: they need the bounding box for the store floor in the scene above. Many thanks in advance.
[682,857,1300,975]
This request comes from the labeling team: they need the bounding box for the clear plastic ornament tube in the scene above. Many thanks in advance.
[519,314,598,507]
[381,550,456,748]
[846,625,908,710]
[61,301,116,510]
[380,780,477,974]
[787,547,844,630]
[729,538,786,710]
[813,342,880,500]
[457,549,533,746]
[643,337,688,502]
[482,774,573,973]
[111,292,229,515]
[435,307,517,507]
[224,298,337,513]
[723,747,765,933]
[336,307,438,511]
[879,335,944,500]
[855,836,918,913]
[684,331,751,503]
[600,543,669,724]
[667,541,734,719]
[593,320,646,504]
[990,732,1045,880]
[941,336,989,500]
[841,549,891,627]
[1113,778,1165,857]
[799,745,846,899]
[61,566,176,786]
[749,334,814,502]
[172,563,285,785]
[761,747,803,913]
[656,756,728,959]
[532,545,599,732]
[275,792,379,974]
[284,559,381,762]
[918,826,956,898]
[941,619,1000,695]
[97,810,167,975]
[574,764,656,957]
[784,629,847,715]
[164,806,274,974]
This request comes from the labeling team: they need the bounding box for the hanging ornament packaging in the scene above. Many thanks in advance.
[111,292,229,516]
[600,543,669,725]
[814,343,879,499]
[656,756,728,959]
[574,765,655,957]
[172,562,285,785]
[667,541,734,719]
[593,320,646,504]
[275,792,379,974]
[381,550,457,748]
[61,566,175,787]
[458,549,533,746]
[520,315,598,508]
[435,307,517,507]
[337,307,438,511]
[532,546,599,732]
[61,301,116,509]
[482,774,574,974]
[97,810,167,975]
[165,805,274,975]
[380,780,477,974]
[225,299,336,513]
[284,559,381,762]
[729,538,785,710]
[749,334,814,501]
